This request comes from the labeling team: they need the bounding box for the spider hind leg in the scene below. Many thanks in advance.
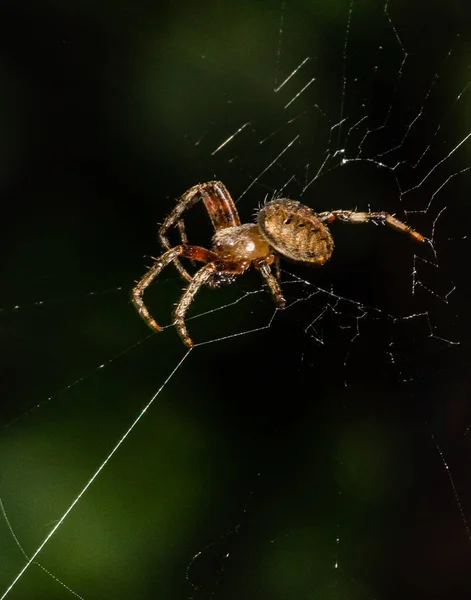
[318,210,425,242]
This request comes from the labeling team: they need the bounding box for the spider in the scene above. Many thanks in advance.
[132,181,425,347]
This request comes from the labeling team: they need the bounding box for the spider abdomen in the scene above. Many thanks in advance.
[258,199,334,265]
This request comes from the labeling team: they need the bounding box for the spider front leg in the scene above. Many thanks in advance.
[174,259,247,347]
[173,263,218,347]
[132,245,218,334]
[318,210,425,242]
[159,181,242,282]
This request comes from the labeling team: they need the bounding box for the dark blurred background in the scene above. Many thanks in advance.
[1,1,471,598]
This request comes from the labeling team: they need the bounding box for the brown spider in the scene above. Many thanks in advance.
[132,181,425,347]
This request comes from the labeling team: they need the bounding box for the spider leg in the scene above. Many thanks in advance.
[254,259,286,309]
[177,218,196,269]
[159,192,201,283]
[132,245,218,334]
[173,263,218,347]
[317,210,425,242]
[177,219,189,245]
[174,258,248,347]
[159,181,241,282]
[274,255,281,280]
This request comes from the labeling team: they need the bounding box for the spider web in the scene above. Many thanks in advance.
[1,1,471,598]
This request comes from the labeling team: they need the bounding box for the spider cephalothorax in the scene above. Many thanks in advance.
[132,181,425,347]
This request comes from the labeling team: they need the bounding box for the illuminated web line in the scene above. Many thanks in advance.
[191,0,466,587]
[336,0,355,151]
[205,0,470,220]
[282,272,388,379]
[185,473,260,594]
[428,428,471,541]
[282,269,460,375]
[287,249,460,349]
[283,77,316,109]
[411,250,457,303]
[258,110,309,147]
[410,48,471,170]
[211,122,251,155]
[405,167,471,218]
[0,285,281,596]
[375,72,438,162]
[0,285,124,314]
[4,4,468,596]
[0,349,192,600]
[0,500,83,599]
[274,56,311,93]
[0,289,298,595]
[4,330,155,429]
[236,134,300,202]
[3,286,269,430]
[350,1,409,159]
[274,0,287,89]
[330,0,471,198]
[195,308,281,347]
[282,23,466,200]
[402,132,471,195]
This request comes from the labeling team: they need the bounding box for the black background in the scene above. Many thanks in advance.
[1,1,471,599]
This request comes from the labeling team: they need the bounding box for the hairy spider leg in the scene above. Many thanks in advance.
[176,218,197,270]
[254,259,286,309]
[273,255,281,280]
[159,181,241,282]
[317,210,425,242]
[177,219,190,245]
[174,258,249,347]
[173,263,217,347]
[132,245,218,334]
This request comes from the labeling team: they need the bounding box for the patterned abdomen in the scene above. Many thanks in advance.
[258,199,334,265]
